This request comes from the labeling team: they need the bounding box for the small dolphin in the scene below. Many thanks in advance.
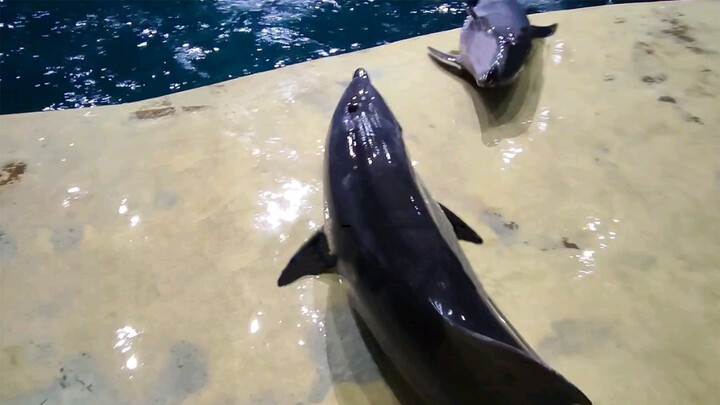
[277,68,592,405]
[428,0,558,87]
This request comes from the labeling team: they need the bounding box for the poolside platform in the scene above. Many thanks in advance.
[1,1,718,404]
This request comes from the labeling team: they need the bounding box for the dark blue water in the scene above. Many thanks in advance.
[0,0,659,115]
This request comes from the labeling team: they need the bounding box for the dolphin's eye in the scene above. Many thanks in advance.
[348,102,359,113]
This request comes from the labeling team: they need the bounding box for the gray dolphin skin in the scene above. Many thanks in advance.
[277,68,592,405]
[428,0,558,87]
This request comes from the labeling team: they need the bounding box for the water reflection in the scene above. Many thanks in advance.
[255,178,316,231]
[62,185,87,208]
[250,318,260,334]
[118,199,128,215]
[126,354,139,370]
[574,216,621,278]
[500,139,524,165]
[114,325,141,353]
[552,40,566,64]
[537,108,551,132]
[114,325,143,374]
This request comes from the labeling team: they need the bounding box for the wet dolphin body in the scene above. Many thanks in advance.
[277,69,591,405]
[428,0,558,87]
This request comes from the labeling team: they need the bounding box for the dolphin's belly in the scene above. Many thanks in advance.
[476,0,529,36]
[460,28,499,81]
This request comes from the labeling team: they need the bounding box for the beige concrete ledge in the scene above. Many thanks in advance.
[1,1,718,404]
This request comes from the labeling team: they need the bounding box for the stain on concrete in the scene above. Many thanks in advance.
[3,353,129,405]
[181,106,210,112]
[133,107,176,120]
[146,342,208,404]
[538,319,614,359]
[50,226,84,252]
[0,161,27,187]
[685,114,703,125]
[660,17,695,43]
[561,237,580,250]
[642,73,667,84]
[0,230,18,260]
[481,211,520,244]
[154,191,178,210]
[3,341,212,405]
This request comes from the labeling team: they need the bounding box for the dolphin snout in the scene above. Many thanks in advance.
[346,69,374,113]
[353,68,370,80]
[485,65,500,86]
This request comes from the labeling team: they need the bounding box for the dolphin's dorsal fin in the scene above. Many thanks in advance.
[466,7,491,30]
[443,319,593,404]
[528,23,558,38]
[437,202,483,244]
[427,47,463,70]
[277,230,337,286]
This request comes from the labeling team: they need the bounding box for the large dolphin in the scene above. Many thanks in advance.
[428,0,558,87]
[277,68,592,405]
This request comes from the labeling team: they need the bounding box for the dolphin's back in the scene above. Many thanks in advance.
[341,222,591,404]
[325,107,535,349]
[326,142,531,344]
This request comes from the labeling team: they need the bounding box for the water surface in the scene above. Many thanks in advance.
[0,0,659,114]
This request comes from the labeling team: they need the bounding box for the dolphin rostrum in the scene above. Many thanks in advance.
[277,68,592,405]
[428,0,558,87]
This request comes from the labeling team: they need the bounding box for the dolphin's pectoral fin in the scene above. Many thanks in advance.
[437,202,483,244]
[445,320,593,404]
[277,230,337,287]
[427,47,462,70]
[528,23,558,38]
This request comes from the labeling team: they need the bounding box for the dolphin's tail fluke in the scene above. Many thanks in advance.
[442,319,593,405]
